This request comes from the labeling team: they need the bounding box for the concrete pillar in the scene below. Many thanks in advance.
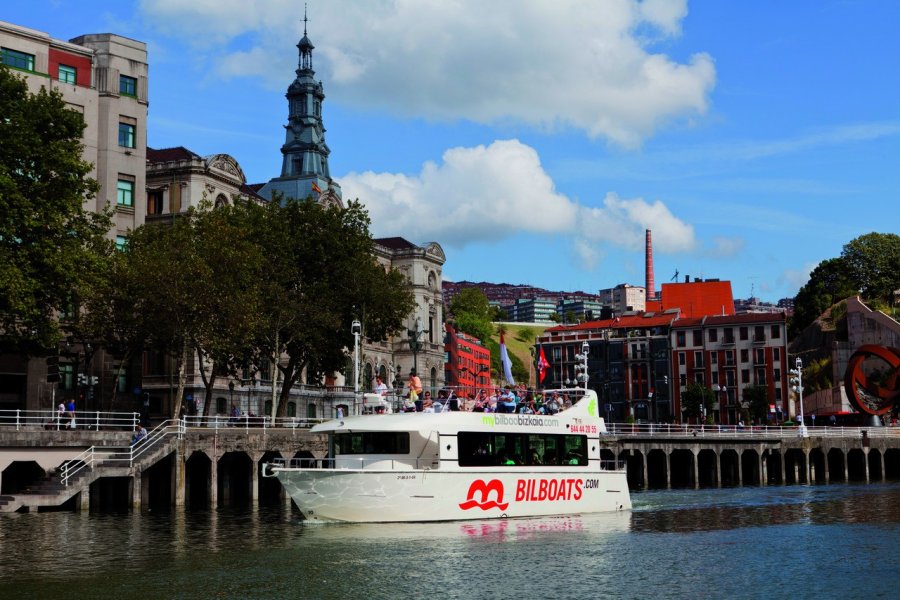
[737,450,743,486]
[863,448,869,483]
[760,451,767,486]
[842,449,848,482]
[209,453,219,508]
[78,486,90,512]
[132,472,142,510]
[823,449,830,484]
[807,450,814,483]
[880,451,886,482]
[665,450,672,489]
[693,449,699,489]
[250,452,261,506]
[174,449,186,507]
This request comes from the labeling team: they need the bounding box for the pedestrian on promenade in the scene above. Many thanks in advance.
[131,423,148,445]
[66,398,76,429]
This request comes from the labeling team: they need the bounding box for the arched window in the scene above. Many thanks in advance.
[430,367,437,395]
[364,363,373,391]
[215,194,228,208]
[428,271,437,290]
[379,365,387,384]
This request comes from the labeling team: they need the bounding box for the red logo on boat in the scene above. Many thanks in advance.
[459,479,509,511]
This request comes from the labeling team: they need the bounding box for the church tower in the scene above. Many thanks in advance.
[258,11,343,207]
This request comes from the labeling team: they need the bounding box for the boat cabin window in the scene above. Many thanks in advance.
[457,432,587,467]
[334,432,410,455]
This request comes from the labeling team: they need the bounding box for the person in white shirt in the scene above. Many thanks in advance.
[374,376,388,395]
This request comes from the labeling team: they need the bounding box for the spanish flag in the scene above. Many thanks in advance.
[311,181,322,194]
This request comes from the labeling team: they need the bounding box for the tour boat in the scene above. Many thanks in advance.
[263,389,631,523]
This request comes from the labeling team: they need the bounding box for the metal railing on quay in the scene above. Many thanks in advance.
[60,418,184,486]
[605,423,900,439]
[0,409,140,431]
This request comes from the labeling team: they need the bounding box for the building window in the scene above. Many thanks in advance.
[680,374,687,387]
[1,47,35,71]
[741,369,750,384]
[694,351,704,367]
[740,349,749,363]
[711,352,718,365]
[58,64,77,84]
[147,190,163,215]
[216,397,227,415]
[693,330,702,346]
[287,402,296,418]
[774,368,781,381]
[770,325,781,339]
[60,363,74,391]
[774,348,780,361]
[708,328,718,343]
[678,352,685,366]
[119,74,137,96]
[754,326,765,342]
[115,235,128,251]
[724,328,734,344]
[739,326,748,341]
[118,123,135,148]
[725,350,734,365]
[676,331,686,347]
[117,179,134,206]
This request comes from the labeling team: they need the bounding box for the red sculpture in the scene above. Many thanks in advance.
[843,345,900,415]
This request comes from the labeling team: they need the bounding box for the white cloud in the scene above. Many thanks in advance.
[708,236,745,258]
[140,0,715,146]
[340,139,698,274]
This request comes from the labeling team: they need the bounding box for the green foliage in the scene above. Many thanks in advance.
[790,232,900,338]
[742,384,769,422]
[841,232,900,305]
[681,382,715,419]
[548,312,561,323]
[0,66,112,353]
[804,357,833,392]
[449,288,494,343]
[245,198,414,416]
[789,257,857,338]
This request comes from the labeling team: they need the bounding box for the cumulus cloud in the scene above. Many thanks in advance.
[140,0,715,146]
[339,139,697,272]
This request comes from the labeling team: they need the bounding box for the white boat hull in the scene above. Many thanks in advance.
[274,467,631,523]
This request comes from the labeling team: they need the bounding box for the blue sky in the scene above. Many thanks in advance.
[5,1,899,302]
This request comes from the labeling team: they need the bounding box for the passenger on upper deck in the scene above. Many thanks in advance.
[374,376,388,396]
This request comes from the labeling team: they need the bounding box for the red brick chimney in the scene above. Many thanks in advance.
[645,229,655,301]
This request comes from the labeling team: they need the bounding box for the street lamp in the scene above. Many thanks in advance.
[407,316,430,376]
[790,357,808,438]
[351,319,361,397]
[574,341,590,392]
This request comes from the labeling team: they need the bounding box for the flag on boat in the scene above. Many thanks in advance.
[537,346,550,383]
[500,331,515,385]
[311,181,322,194]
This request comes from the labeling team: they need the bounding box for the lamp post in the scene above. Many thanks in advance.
[790,357,808,437]
[351,319,361,398]
[575,341,590,392]
[407,316,430,376]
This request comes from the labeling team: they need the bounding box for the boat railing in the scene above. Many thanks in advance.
[605,422,900,439]
[268,456,629,471]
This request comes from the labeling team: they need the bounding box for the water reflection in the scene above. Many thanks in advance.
[631,482,900,533]
[2,484,899,599]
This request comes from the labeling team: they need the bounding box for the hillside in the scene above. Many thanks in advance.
[489,323,549,387]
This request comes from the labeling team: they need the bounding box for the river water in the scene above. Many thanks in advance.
[2,483,897,599]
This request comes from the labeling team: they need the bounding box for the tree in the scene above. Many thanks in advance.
[246,198,414,419]
[0,65,112,353]
[840,232,900,306]
[789,258,857,338]
[681,382,714,422]
[449,288,494,343]
[742,384,769,424]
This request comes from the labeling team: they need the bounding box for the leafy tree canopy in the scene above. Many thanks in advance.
[449,287,494,343]
[0,66,112,353]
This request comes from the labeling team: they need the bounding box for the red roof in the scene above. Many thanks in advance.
[546,312,678,333]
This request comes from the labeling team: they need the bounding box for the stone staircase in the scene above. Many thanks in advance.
[0,426,179,513]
